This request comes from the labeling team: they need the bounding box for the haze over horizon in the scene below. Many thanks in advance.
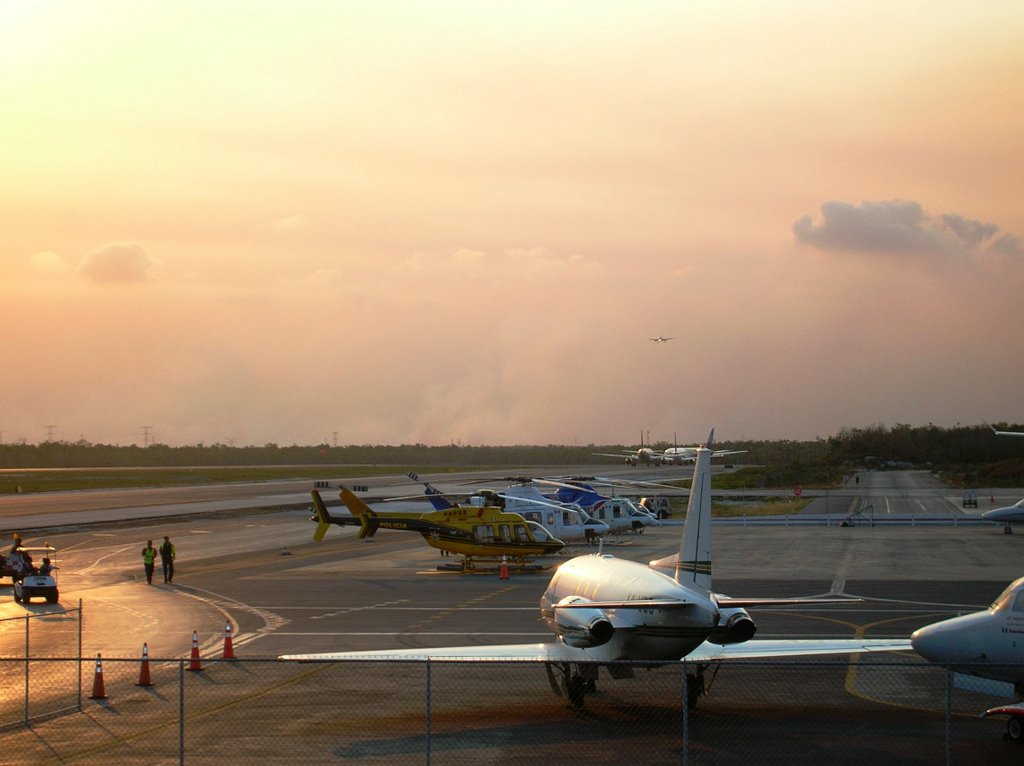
[3,2,1022,448]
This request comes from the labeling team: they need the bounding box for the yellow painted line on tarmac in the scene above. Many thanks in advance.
[840,613,982,718]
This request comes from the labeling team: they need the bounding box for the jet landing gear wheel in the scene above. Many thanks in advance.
[548,663,598,710]
[566,675,588,709]
[1006,717,1023,743]
[685,672,705,708]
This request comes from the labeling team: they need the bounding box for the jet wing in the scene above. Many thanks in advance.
[281,636,911,664]
[280,643,595,662]
[684,638,912,662]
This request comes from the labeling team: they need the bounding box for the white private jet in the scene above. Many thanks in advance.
[659,443,747,465]
[911,576,1024,742]
[650,336,673,343]
[281,430,909,708]
[982,499,1024,533]
[593,433,661,466]
[596,433,744,467]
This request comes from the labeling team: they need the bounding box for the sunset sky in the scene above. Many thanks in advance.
[2,1,1023,447]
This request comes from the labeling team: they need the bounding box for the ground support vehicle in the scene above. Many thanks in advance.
[9,546,59,604]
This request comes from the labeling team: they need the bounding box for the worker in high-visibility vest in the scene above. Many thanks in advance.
[141,540,158,585]
[160,536,176,584]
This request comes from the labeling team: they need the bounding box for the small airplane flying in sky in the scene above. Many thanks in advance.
[911,576,1024,742]
[650,336,673,343]
[309,489,565,563]
[284,431,909,709]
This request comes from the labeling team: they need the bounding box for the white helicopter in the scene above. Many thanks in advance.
[408,475,610,543]
[499,485,610,543]
[537,477,660,533]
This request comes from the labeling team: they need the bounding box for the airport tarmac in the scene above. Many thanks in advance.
[0,472,1022,762]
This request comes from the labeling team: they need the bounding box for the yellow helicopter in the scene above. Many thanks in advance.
[310,489,566,567]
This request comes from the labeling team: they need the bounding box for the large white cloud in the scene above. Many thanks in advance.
[793,200,1023,258]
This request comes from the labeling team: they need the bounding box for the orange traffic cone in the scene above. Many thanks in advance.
[222,621,235,660]
[499,555,509,580]
[88,653,107,699]
[187,630,203,672]
[135,642,154,686]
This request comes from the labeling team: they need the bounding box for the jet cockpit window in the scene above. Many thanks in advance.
[1013,591,1024,613]
[991,583,1019,612]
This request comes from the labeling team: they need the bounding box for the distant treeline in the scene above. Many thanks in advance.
[1,423,1022,475]
[1,441,751,469]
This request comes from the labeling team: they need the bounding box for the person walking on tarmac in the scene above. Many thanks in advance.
[159,535,176,583]
[141,540,158,585]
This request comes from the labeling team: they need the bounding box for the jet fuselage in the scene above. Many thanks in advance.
[911,576,1024,685]
[540,553,719,661]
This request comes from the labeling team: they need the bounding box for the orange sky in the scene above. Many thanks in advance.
[2,2,1023,446]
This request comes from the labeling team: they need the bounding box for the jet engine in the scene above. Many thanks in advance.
[553,596,615,648]
[708,607,756,645]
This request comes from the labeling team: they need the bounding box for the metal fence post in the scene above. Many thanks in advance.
[425,659,432,766]
[78,599,83,710]
[179,660,185,766]
[945,668,952,766]
[23,615,29,725]
[682,662,689,766]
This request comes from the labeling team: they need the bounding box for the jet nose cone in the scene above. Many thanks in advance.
[911,618,979,665]
[910,624,946,663]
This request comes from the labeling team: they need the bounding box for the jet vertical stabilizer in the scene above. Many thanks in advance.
[650,429,714,593]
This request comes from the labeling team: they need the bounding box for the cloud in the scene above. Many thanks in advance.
[272,214,308,232]
[79,242,153,283]
[793,200,1023,258]
[29,251,73,275]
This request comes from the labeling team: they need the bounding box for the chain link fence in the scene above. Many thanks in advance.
[0,654,1020,764]
[0,603,83,730]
